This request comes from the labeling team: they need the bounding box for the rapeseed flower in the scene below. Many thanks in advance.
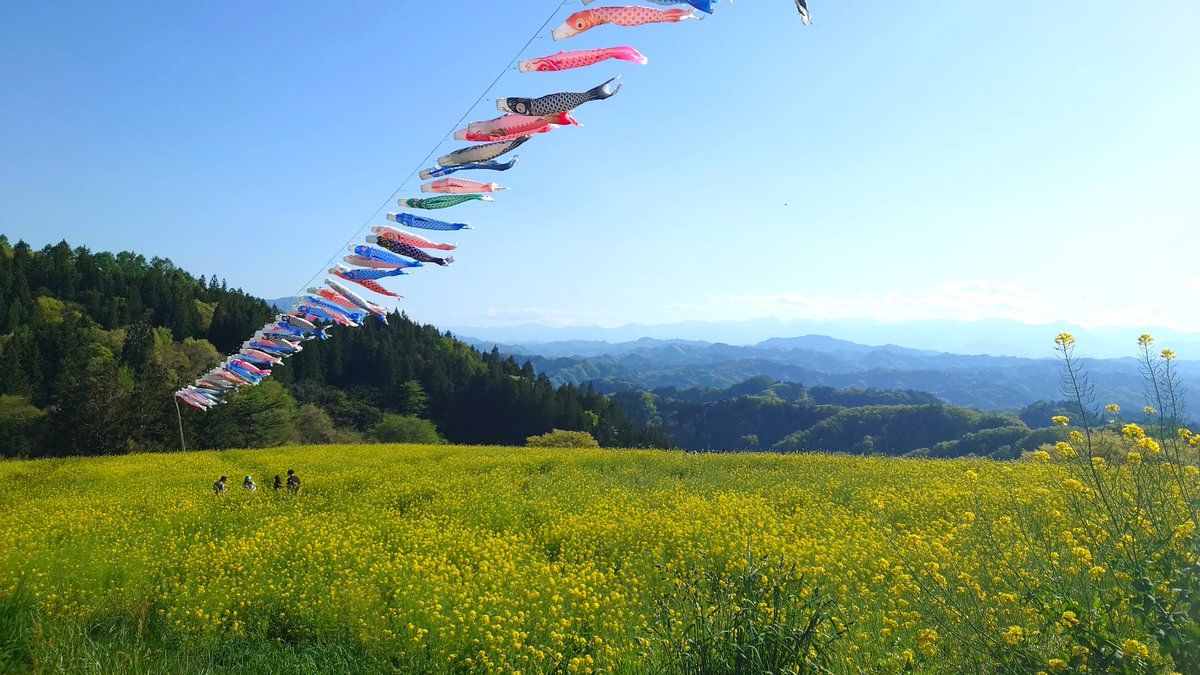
[1001,625,1024,645]
[1122,424,1146,439]
[1121,638,1150,660]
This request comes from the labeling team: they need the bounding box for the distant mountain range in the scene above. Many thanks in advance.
[266,297,296,312]
[456,331,1200,414]
[447,317,1200,360]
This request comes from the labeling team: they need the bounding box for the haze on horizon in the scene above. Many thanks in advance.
[2,1,1197,334]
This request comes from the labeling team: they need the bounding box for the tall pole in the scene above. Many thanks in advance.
[174,397,187,452]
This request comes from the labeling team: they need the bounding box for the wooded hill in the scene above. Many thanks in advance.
[0,237,668,457]
[473,336,1200,414]
[613,376,1070,458]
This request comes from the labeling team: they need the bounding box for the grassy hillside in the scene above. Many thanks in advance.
[0,445,1193,673]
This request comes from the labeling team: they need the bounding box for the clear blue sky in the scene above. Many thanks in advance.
[2,1,1197,333]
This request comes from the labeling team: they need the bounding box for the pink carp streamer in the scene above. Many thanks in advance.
[308,287,361,312]
[177,1,818,411]
[519,46,648,73]
[421,178,509,195]
[552,6,698,41]
[371,225,456,251]
[332,272,403,299]
[454,112,577,143]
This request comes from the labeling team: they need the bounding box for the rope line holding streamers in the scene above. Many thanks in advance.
[285,1,573,302]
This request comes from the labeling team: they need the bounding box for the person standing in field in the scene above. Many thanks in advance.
[242,475,256,492]
[273,475,283,491]
[286,469,300,494]
[213,476,227,495]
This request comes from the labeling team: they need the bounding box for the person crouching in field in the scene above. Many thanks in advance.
[273,475,283,491]
[286,469,300,494]
[243,475,256,492]
[213,476,227,495]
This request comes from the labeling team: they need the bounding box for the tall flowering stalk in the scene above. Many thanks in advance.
[1042,334,1197,671]
[905,335,1199,674]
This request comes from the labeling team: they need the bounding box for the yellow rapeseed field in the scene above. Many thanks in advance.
[0,444,1190,673]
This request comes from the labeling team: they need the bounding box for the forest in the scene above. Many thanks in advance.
[0,236,1076,460]
[613,375,1071,458]
[0,237,668,457]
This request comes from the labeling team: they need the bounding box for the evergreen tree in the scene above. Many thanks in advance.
[0,236,671,456]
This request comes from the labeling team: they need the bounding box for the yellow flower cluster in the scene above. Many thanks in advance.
[1122,638,1150,661]
[0,443,1193,672]
[1122,423,1146,439]
[1136,437,1161,455]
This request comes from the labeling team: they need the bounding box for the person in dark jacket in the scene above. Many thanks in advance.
[286,469,300,494]
[213,476,227,495]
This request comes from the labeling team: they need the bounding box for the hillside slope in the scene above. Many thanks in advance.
[0,236,667,457]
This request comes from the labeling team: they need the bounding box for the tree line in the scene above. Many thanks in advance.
[0,236,669,458]
[613,376,1070,458]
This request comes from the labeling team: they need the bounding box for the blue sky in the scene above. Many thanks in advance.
[2,1,1198,334]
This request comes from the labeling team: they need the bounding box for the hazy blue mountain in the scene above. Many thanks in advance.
[456,332,1200,414]
[448,318,1200,360]
[265,297,298,312]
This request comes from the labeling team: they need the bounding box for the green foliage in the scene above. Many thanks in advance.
[1018,400,1075,429]
[193,298,216,331]
[190,380,300,450]
[397,379,429,418]
[613,387,834,451]
[0,395,43,457]
[282,320,670,449]
[771,404,1014,456]
[612,378,1019,455]
[907,334,1200,673]
[644,548,841,674]
[0,236,670,457]
[35,296,65,323]
[526,429,600,448]
[807,384,941,407]
[294,403,341,445]
[928,424,1037,459]
[370,414,443,445]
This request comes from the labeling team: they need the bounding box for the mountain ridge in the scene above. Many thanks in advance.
[448,317,1200,360]
[456,333,1198,414]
